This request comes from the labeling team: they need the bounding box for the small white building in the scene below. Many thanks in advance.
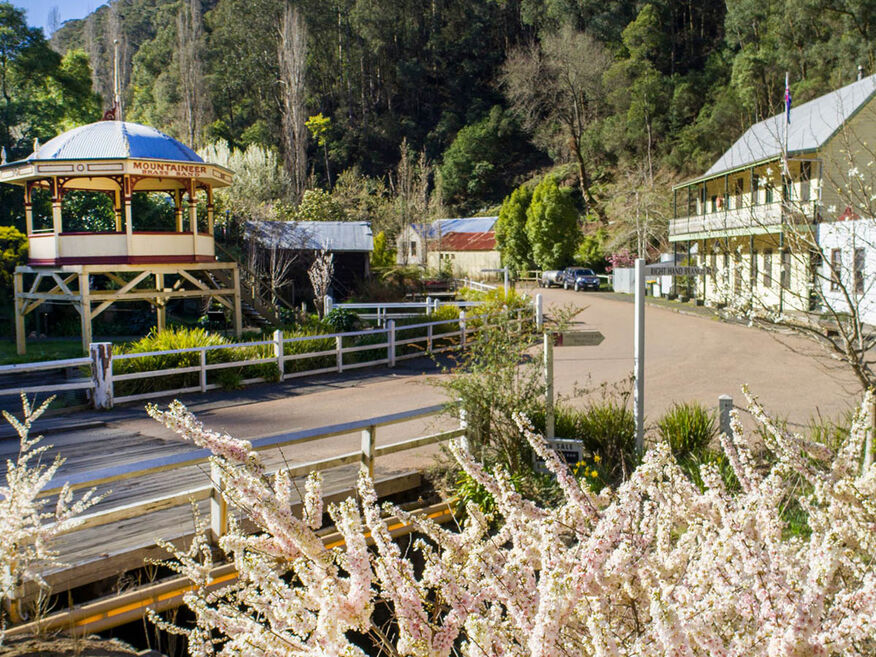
[396,217,497,267]
[426,230,502,278]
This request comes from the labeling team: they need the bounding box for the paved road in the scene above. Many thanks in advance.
[533,285,858,428]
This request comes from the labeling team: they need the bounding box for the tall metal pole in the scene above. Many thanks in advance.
[504,267,510,297]
[544,331,554,440]
[113,39,121,121]
[634,258,645,452]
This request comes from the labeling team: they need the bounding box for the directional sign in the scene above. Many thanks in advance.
[552,329,605,347]
[645,265,712,276]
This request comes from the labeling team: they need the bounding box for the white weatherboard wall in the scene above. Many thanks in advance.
[612,267,635,293]
[819,218,876,324]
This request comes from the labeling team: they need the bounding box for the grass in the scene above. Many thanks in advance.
[0,339,85,365]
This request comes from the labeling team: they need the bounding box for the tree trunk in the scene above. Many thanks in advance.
[570,133,606,224]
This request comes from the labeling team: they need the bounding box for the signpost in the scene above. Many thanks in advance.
[544,327,605,440]
[634,260,712,451]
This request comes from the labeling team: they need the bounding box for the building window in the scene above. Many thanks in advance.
[752,174,760,205]
[854,248,865,294]
[781,250,791,289]
[765,183,774,204]
[830,248,842,291]
[410,240,417,257]
[751,249,758,287]
[710,195,717,213]
[700,184,707,215]
[764,249,773,288]
[734,178,744,208]
[710,252,717,280]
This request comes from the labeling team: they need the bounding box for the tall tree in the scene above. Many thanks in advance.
[278,1,308,200]
[177,0,208,147]
[525,176,579,269]
[501,26,612,221]
[495,184,534,275]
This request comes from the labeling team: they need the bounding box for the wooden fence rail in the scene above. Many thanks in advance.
[1,304,533,409]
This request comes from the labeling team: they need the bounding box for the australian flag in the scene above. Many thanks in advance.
[785,81,792,124]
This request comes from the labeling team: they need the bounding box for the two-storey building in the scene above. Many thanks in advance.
[669,73,876,316]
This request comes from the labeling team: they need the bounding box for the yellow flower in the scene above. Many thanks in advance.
[593,454,601,463]
[590,470,598,478]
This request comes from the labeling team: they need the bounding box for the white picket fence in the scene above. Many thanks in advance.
[0,303,537,410]
[328,297,482,326]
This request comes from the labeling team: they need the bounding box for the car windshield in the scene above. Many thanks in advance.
[581,269,595,275]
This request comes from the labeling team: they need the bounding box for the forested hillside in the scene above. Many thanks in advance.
[3,0,875,259]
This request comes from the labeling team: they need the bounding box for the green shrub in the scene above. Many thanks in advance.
[529,401,638,490]
[345,330,387,364]
[325,307,359,332]
[0,226,27,293]
[657,401,718,460]
[282,324,336,372]
[114,327,277,396]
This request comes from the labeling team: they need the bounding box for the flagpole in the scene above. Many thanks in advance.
[783,71,790,179]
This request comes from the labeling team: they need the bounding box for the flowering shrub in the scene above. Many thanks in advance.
[606,248,636,272]
[0,396,99,626]
[148,388,875,657]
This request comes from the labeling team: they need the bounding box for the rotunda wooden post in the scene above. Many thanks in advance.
[113,186,122,231]
[174,189,183,232]
[123,175,134,255]
[23,182,33,235]
[51,177,62,235]
[189,179,198,255]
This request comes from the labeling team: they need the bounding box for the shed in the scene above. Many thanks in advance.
[245,220,373,302]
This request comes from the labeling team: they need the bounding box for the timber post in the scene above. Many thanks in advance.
[360,425,376,478]
[89,342,114,410]
[14,270,25,355]
[210,461,228,545]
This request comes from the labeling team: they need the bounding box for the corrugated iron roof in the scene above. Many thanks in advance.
[245,220,373,252]
[9,121,203,163]
[417,217,497,238]
[434,231,497,251]
[704,73,876,178]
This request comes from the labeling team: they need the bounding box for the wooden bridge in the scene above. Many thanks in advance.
[2,402,465,632]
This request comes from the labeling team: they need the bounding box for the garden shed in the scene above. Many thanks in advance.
[244,220,373,302]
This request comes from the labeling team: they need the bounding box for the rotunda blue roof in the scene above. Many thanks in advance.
[28,121,203,163]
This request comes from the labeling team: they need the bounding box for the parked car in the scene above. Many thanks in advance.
[562,267,601,291]
[539,270,564,288]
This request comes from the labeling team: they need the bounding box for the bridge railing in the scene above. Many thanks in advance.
[39,401,466,541]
